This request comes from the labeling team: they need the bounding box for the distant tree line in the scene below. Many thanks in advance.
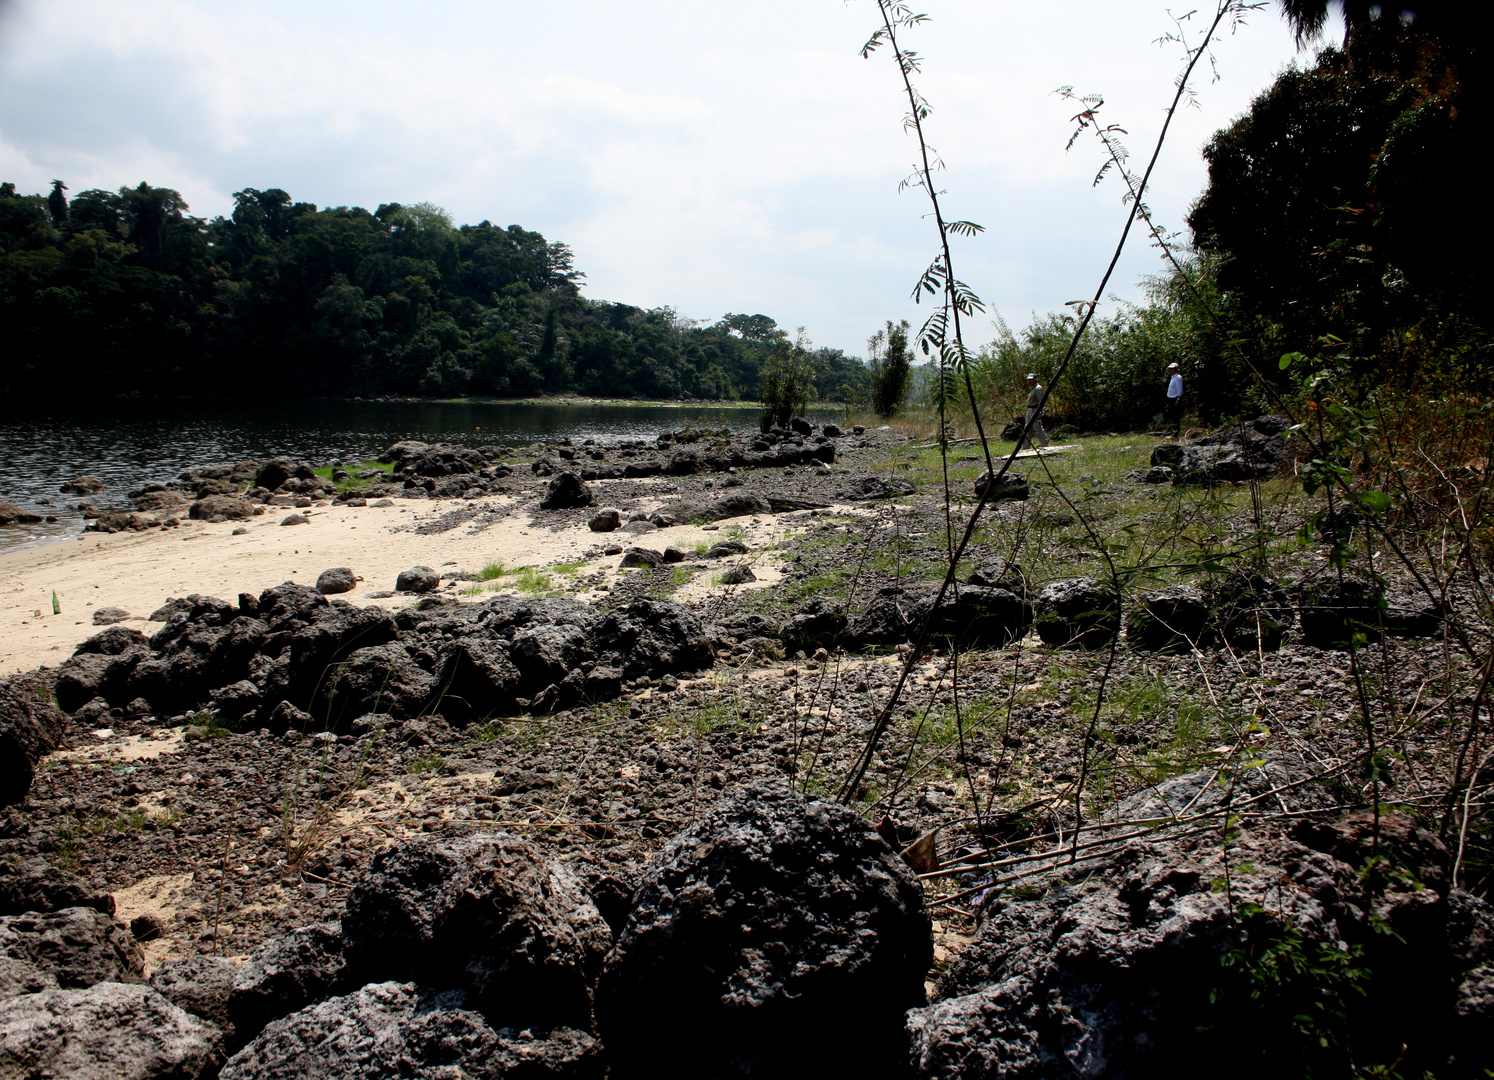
[0,182,870,403]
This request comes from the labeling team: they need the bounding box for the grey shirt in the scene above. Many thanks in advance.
[1025,384,1044,411]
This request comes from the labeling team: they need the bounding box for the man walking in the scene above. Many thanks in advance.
[1165,362,1183,436]
[1021,373,1050,450]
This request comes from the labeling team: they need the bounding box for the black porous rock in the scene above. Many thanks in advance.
[0,956,56,998]
[0,859,114,918]
[789,416,813,435]
[823,423,844,437]
[1149,443,1182,468]
[592,599,714,679]
[1382,593,1444,638]
[1297,573,1383,649]
[0,676,68,807]
[973,471,1029,502]
[595,782,931,1079]
[75,625,149,655]
[149,954,237,1045]
[1033,578,1120,649]
[0,982,222,1080]
[588,508,621,532]
[315,568,357,595]
[840,476,916,501]
[0,907,144,989]
[717,565,756,585]
[780,599,847,655]
[342,834,611,1030]
[428,638,522,724]
[1209,571,1293,652]
[228,923,348,1050]
[911,812,1493,1080]
[219,981,601,1080]
[540,471,593,510]
[908,584,1032,647]
[319,644,437,723]
[1126,583,1209,653]
[395,566,439,594]
[1171,415,1293,486]
[618,547,664,569]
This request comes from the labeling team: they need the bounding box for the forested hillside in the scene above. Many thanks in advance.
[0,184,869,403]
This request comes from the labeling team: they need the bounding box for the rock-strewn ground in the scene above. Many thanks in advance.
[2,416,1489,1077]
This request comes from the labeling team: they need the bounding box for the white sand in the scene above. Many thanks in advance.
[0,490,811,675]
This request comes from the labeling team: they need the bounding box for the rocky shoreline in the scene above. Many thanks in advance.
[1,418,1490,1077]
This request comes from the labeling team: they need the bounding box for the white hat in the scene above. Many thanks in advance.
[1025,372,1038,380]
[1167,362,1179,369]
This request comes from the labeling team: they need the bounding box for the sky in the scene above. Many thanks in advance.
[0,0,1338,357]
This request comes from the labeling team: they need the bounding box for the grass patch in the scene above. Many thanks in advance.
[313,460,395,491]
[408,753,446,775]
[184,710,238,740]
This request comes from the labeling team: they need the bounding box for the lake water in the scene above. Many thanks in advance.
[0,399,843,550]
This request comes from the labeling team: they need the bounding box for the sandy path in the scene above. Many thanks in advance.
[0,490,802,675]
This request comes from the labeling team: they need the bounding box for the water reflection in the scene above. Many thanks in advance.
[0,399,842,550]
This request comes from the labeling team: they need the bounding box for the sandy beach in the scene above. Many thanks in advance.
[0,489,791,676]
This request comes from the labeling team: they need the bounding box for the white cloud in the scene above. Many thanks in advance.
[0,0,1333,354]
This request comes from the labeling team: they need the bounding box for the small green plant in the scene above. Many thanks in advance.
[184,711,238,740]
[1199,902,1370,1074]
[670,566,694,587]
[479,562,506,580]
[408,753,446,774]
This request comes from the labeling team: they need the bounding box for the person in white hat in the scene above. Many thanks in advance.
[1165,362,1183,436]
[1021,373,1050,450]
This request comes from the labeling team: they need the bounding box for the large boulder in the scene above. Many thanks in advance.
[908,584,1032,647]
[318,644,437,723]
[1297,573,1384,649]
[314,568,357,595]
[53,649,147,713]
[59,476,106,495]
[663,492,771,523]
[592,598,714,679]
[342,834,611,1030]
[910,812,1492,1080]
[780,599,848,655]
[1209,571,1293,652]
[0,982,221,1080]
[0,678,68,806]
[1126,583,1209,653]
[219,982,600,1080]
[0,859,113,918]
[596,783,931,1079]
[0,907,143,988]
[228,923,348,1049]
[1172,415,1293,486]
[1033,578,1120,649]
[149,955,237,1046]
[0,502,41,525]
[188,495,255,521]
[428,638,523,723]
[394,566,438,594]
[540,471,593,510]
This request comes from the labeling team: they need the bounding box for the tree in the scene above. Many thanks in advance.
[867,318,912,417]
[47,181,68,226]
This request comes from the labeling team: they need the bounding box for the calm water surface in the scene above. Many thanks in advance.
[0,399,840,550]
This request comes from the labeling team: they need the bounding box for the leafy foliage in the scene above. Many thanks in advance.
[0,181,867,403]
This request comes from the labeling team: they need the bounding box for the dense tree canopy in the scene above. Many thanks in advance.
[1187,2,1489,380]
[0,181,869,404]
